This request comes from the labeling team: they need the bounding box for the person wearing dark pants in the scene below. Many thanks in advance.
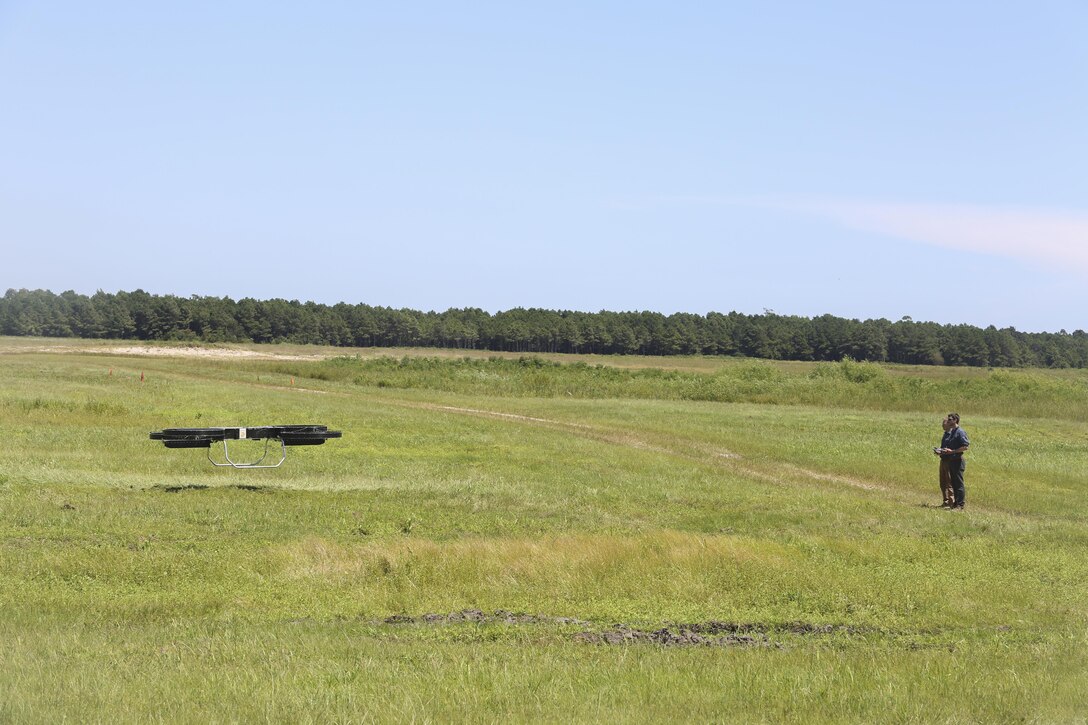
[935,413,970,509]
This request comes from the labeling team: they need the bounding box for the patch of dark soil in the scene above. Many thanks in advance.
[576,621,878,648]
[675,621,873,636]
[154,484,210,493]
[574,625,776,648]
[384,609,590,627]
[380,612,888,648]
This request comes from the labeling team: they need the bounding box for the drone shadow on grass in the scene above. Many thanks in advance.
[151,483,270,493]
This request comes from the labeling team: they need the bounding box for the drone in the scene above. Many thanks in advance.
[150,425,342,469]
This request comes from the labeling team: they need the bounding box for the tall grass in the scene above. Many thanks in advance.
[258,354,1088,420]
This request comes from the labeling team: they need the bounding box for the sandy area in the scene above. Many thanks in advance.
[104,345,319,360]
[0,340,323,361]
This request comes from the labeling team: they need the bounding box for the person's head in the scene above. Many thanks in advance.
[946,412,960,428]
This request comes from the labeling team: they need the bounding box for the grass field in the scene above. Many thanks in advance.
[1,338,1086,722]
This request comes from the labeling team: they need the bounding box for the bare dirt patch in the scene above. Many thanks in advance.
[575,625,774,648]
[380,610,880,648]
[383,608,589,627]
[0,339,324,361]
[575,621,871,648]
[104,345,319,361]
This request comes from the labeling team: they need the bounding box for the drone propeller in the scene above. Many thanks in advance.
[150,425,342,468]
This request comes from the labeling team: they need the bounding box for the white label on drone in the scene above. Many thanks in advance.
[239,427,247,439]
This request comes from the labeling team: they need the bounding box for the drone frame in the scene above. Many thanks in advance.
[150,425,342,469]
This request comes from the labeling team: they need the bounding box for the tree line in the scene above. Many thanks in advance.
[3,288,1086,368]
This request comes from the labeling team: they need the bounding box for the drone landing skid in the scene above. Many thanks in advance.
[209,436,287,469]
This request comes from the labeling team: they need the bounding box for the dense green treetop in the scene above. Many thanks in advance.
[3,288,1086,368]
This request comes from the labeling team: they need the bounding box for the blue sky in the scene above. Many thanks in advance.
[2,2,1086,332]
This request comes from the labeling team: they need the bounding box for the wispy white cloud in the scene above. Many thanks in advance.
[763,198,1088,272]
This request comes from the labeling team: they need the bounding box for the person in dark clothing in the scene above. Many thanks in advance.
[934,413,970,509]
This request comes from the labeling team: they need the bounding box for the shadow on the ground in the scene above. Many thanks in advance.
[151,483,270,493]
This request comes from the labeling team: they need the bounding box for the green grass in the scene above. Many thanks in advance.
[1,341,1086,722]
[244,353,1088,420]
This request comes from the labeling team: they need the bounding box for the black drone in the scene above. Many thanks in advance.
[150,425,342,469]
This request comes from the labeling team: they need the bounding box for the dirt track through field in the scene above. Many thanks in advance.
[414,403,1022,516]
[412,402,908,500]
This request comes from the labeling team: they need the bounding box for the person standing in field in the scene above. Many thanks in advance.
[935,413,970,509]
